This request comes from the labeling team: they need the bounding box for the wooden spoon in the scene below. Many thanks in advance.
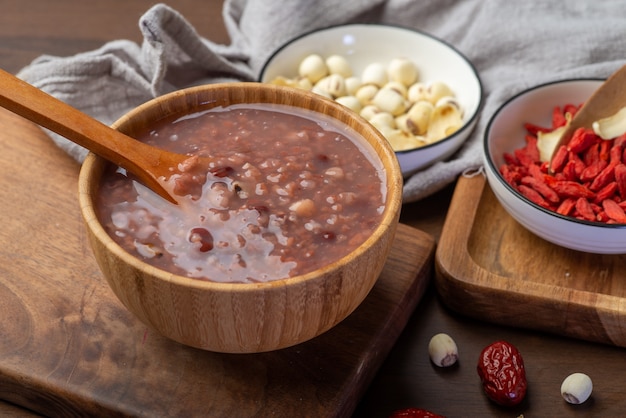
[0,68,200,204]
[550,64,626,170]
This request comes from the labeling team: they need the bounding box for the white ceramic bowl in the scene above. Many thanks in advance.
[484,78,626,254]
[259,23,483,175]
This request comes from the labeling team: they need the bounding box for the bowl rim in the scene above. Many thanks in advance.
[79,82,403,292]
[258,22,484,156]
[484,77,626,229]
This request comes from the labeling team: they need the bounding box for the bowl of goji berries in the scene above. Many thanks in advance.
[483,78,626,254]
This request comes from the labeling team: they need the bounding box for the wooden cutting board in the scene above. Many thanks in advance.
[436,175,626,347]
[0,108,435,417]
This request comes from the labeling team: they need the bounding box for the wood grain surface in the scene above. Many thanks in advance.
[7,1,626,417]
[436,174,626,347]
[0,105,434,416]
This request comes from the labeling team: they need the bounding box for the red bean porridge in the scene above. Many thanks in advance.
[96,103,387,283]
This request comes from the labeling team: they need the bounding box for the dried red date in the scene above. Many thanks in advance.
[477,340,527,407]
[388,408,445,418]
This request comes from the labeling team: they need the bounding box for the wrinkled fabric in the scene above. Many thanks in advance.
[18,0,626,202]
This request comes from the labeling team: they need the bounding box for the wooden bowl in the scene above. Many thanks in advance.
[78,82,403,353]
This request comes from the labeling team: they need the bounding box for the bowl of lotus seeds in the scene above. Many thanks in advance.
[260,23,483,175]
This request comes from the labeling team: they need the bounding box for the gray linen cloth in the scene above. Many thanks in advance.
[17,0,626,203]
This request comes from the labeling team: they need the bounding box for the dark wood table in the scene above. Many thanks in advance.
[2,1,626,417]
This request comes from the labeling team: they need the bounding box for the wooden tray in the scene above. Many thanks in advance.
[436,175,626,347]
[0,109,435,417]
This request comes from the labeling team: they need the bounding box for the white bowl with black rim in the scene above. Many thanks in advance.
[484,78,626,254]
[259,23,483,176]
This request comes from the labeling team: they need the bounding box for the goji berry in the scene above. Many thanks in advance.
[597,211,610,223]
[594,182,619,204]
[551,181,595,199]
[477,341,527,407]
[551,145,569,172]
[552,105,567,128]
[498,101,626,225]
[514,148,535,168]
[615,164,626,198]
[524,122,551,136]
[388,408,445,418]
[528,163,545,181]
[580,159,608,182]
[524,135,540,163]
[562,160,577,181]
[589,161,618,191]
[575,198,596,221]
[556,197,576,216]
[614,132,626,149]
[563,103,581,117]
[602,199,626,223]
[583,142,600,166]
[599,139,611,161]
[518,184,550,208]
[610,143,623,163]
[500,165,522,186]
[503,152,518,166]
[521,176,560,203]
[568,152,586,178]
[567,128,597,154]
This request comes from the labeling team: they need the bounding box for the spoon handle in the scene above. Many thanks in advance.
[0,68,178,203]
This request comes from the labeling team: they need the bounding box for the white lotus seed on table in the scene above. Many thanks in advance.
[561,373,593,405]
[298,54,328,83]
[428,333,459,367]
[387,57,419,86]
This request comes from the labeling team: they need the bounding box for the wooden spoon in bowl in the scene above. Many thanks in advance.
[550,64,626,171]
[0,68,202,204]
